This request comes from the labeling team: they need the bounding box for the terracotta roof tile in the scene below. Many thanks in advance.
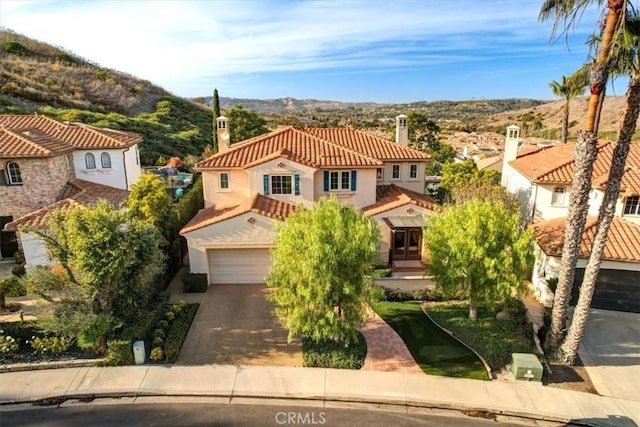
[0,114,142,158]
[196,126,429,170]
[363,184,440,216]
[180,194,297,234]
[531,216,640,263]
[4,179,130,231]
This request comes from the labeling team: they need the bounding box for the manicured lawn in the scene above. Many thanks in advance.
[371,301,488,380]
[425,302,535,372]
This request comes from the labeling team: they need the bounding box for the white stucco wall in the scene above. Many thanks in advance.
[73,147,141,190]
[20,231,52,269]
[183,212,279,274]
[376,161,425,194]
[248,159,317,208]
[501,163,536,223]
[313,168,377,209]
[535,184,572,221]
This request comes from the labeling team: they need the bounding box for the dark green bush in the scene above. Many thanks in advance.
[0,321,41,341]
[2,41,27,55]
[378,287,447,302]
[11,265,26,278]
[183,272,208,293]
[101,339,134,366]
[2,278,26,297]
[152,336,164,348]
[302,331,367,369]
[373,268,392,278]
[164,303,198,362]
[153,328,166,340]
[157,320,169,331]
[545,277,558,293]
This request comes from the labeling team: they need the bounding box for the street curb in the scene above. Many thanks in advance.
[0,391,572,424]
[0,359,103,374]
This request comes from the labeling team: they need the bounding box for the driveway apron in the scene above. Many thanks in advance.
[176,283,302,366]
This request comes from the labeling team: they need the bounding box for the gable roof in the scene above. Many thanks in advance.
[196,126,428,170]
[180,194,297,234]
[3,179,130,231]
[362,184,440,216]
[508,141,640,188]
[0,114,142,158]
[531,216,640,263]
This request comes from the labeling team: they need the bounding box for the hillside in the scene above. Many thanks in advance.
[0,29,213,165]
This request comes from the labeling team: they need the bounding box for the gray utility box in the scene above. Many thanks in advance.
[510,353,543,382]
[133,340,146,365]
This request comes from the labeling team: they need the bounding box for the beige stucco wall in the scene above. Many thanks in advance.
[183,212,279,275]
[0,155,75,219]
[201,169,249,208]
[313,168,377,209]
[376,161,425,194]
[247,158,317,208]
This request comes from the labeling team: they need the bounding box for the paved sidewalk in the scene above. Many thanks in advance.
[361,307,422,374]
[1,365,639,425]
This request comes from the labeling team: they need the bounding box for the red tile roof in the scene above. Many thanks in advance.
[531,216,640,263]
[0,114,142,158]
[196,126,428,170]
[362,184,440,216]
[509,141,640,188]
[3,179,130,231]
[180,194,297,234]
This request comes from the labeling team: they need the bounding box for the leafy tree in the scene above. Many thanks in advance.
[539,0,629,355]
[438,161,500,201]
[266,196,380,345]
[212,88,221,153]
[425,199,534,320]
[125,173,176,241]
[224,105,269,144]
[407,111,440,148]
[22,201,165,351]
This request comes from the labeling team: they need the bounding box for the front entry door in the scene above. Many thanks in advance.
[392,228,422,260]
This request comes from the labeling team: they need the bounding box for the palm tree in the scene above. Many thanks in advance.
[539,0,628,354]
[549,74,586,143]
[558,14,640,365]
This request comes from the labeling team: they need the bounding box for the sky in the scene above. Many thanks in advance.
[0,0,613,103]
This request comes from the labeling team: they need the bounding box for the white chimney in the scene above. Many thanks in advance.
[463,146,468,158]
[216,116,230,154]
[395,114,408,145]
[501,125,520,187]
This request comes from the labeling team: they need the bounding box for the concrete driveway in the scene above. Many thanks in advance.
[176,283,302,366]
[578,309,640,402]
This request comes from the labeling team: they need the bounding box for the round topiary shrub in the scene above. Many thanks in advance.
[149,347,164,362]
[152,336,165,348]
[153,328,166,340]
[163,311,175,322]
[157,320,169,331]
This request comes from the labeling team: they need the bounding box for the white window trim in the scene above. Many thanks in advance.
[391,164,401,181]
[329,170,352,192]
[218,172,231,192]
[623,196,640,216]
[85,153,96,170]
[408,164,419,180]
[271,174,294,195]
[100,152,112,169]
[6,161,22,185]
[551,186,567,207]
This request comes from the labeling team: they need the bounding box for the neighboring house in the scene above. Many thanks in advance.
[181,115,438,285]
[0,114,142,264]
[501,125,640,312]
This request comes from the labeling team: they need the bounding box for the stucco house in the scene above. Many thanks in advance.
[501,125,640,312]
[181,115,439,285]
[0,114,142,266]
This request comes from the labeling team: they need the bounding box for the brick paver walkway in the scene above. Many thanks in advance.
[360,306,423,374]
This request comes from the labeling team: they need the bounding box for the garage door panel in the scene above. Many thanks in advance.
[208,248,270,284]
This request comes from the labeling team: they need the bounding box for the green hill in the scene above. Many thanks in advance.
[0,29,213,165]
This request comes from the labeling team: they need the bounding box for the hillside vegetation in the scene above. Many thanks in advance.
[0,29,213,165]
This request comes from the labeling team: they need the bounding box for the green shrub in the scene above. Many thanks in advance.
[29,336,73,354]
[150,346,164,361]
[545,277,558,293]
[302,331,367,369]
[0,333,19,354]
[153,328,166,340]
[152,336,165,348]
[183,272,208,293]
[11,264,26,278]
[157,320,169,331]
[101,339,134,366]
[0,321,41,341]
[164,303,198,362]
[373,268,392,278]
[170,300,187,314]
[3,278,26,297]
[163,311,175,322]
[369,285,386,302]
[14,250,25,265]
[2,41,27,55]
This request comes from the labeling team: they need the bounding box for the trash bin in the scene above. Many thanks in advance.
[133,340,146,365]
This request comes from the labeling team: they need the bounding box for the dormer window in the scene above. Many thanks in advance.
[6,162,22,185]
[101,152,111,169]
[85,153,96,169]
[551,186,566,206]
[624,196,640,216]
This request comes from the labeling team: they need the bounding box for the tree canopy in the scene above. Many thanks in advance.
[125,172,176,241]
[425,199,533,320]
[22,201,165,349]
[225,105,269,144]
[266,196,380,345]
[437,160,500,201]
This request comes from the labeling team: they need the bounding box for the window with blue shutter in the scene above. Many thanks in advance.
[323,171,329,192]
[350,170,357,191]
[263,174,269,195]
[294,174,300,195]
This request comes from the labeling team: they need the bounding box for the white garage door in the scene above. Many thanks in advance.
[208,248,271,284]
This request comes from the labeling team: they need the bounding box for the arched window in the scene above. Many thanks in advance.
[85,153,96,169]
[551,186,566,206]
[6,162,22,185]
[101,152,111,169]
